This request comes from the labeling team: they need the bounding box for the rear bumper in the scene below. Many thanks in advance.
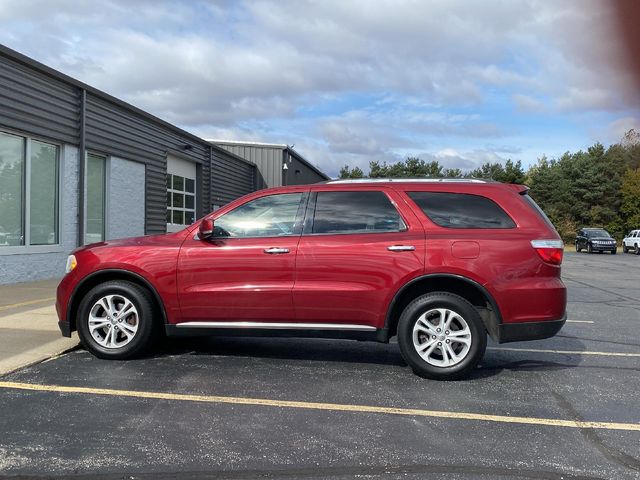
[497,315,566,343]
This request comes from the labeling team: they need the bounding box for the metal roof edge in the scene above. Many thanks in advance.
[208,139,289,148]
[285,146,330,180]
[209,143,257,168]
[0,43,209,149]
[208,139,330,180]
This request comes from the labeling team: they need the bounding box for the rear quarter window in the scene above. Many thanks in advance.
[408,191,516,229]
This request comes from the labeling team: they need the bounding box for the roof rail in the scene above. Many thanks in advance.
[326,178,490,184]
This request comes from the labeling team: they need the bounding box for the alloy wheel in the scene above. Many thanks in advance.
[88,294,139,349]
[412,308,472,367]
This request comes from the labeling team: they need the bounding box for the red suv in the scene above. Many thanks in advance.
[56,179,566,380]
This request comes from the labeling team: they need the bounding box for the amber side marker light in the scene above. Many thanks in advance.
[65,254,77,274]
[531,240,564,265]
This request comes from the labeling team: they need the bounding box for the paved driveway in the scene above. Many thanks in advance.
[0,252,639,479]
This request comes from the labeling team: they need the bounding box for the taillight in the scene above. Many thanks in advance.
[531,239,564,265]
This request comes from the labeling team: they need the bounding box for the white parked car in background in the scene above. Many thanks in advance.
[622,230,640,255]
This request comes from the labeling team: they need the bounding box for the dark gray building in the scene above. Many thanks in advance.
[0,45,328,284]
[213,141,329,197]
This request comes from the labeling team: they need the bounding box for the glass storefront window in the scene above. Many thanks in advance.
[0,131,59,248]
[0,132,24,246]
[30,141,59,245]
[85,153,106,244]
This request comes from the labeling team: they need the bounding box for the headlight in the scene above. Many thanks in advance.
[65,254,77,274]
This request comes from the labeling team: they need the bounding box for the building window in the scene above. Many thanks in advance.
[0,131,59,247]
[85,153,106,244]
[166,174,196,228]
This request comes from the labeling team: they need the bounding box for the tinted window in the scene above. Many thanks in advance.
[585,229,611,238]
[214,193,303,238]
[311,191,405,234]
[408,191,515,229]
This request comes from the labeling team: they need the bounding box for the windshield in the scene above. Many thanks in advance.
[586,230,611,238]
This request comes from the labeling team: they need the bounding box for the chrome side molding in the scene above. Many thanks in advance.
[175,321,376,331]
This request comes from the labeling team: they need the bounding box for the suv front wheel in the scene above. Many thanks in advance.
[397,293,487,380]
[77,280,157,359]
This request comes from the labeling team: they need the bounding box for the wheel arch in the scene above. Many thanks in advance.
[385,274,503,341]
[66,269,167,333]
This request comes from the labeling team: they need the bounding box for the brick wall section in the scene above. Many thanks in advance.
[107,157,145,240]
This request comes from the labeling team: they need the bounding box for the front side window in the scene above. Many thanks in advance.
[0,131,59,247]
[167,174,196,227]
[85,153,106,244]
[214,193,303,238]
[311,191,405,234]
[408,191,515,229]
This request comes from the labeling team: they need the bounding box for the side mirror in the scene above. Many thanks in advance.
[199,218,214,240]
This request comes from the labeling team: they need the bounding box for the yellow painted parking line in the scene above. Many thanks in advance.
[566,320,594,324]
[0,297,55,312]
[488,347,640,357]
[0,381,638,432]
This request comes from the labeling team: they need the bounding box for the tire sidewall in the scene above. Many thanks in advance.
[397,293,487,380]
[77,281,155,359]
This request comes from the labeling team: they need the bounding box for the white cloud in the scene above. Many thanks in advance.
[604,116,640,144]
[0,0,637,179]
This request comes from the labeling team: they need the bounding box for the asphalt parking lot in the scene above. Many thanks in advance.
[0,251,639,480]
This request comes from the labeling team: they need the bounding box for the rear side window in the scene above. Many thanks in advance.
[311,191,405,234]
[408,191,515,229]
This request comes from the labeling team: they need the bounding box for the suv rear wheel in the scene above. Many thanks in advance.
[397,293,487,380]
[77,280,157,359]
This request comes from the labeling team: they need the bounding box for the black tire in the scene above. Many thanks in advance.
[397,292,487,380]
[77,280,158,359]
[636,244,640,256]
[623,244,628,253]
[587,243,593,253]
[611,249,616,255]
[575,243,581,253]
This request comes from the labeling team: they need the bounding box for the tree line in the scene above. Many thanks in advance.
[338,129,640,242]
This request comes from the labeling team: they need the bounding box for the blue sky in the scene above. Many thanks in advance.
[0,0,638,177]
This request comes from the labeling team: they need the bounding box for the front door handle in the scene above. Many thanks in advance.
[387,245,416,252]
[264,247,290,254]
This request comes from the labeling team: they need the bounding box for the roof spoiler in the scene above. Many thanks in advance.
[507,184,530,195]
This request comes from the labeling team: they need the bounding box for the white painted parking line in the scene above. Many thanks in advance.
[0,381,639,432]
[488,347,640,358]
[566,320,594,324]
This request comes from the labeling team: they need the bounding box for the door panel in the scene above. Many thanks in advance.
[176,191,307,322]
[177,236,299,321]
[293,189,425,328]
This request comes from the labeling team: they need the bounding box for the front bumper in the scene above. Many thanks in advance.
[497,315,566,343]
[590,244,616,251]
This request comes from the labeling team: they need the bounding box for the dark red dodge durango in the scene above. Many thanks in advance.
[57,179,567,380]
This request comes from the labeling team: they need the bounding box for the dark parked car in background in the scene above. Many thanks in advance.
[575,228,617,254]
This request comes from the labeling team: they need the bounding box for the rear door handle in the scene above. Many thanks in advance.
[264,247,290,254]
[387,245,415,252]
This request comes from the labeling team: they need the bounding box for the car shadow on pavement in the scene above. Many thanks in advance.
[160,335,408,367]
[147,333,601,380]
